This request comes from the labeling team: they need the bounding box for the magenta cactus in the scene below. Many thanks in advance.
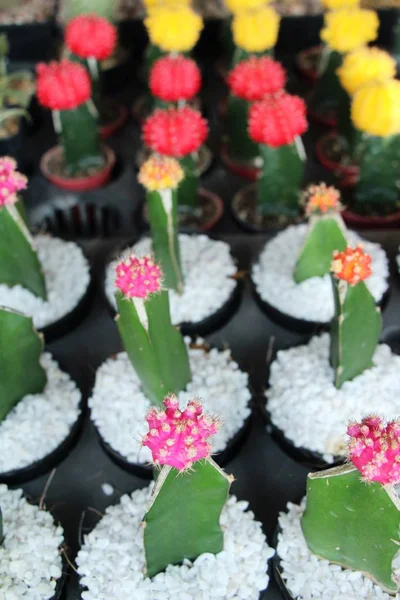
[142,395,221,470]
[347,416,400,485]
[115,255,162,299]
[0,157,27,207]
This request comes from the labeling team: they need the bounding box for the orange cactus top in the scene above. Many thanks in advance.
[138,154,184,192]
[304,183,342,216]
[331,246,372,285]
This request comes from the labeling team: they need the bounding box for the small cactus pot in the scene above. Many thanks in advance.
[99,102,129,139]
[295,44,322,84]
[315,131,359,182]
[221,144,262,181]
[340,177,400,229]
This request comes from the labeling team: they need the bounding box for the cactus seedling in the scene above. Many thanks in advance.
[138,154,184,293]
[294,184,347,283]
[330,246,381,388]
[0,307,47,422]
[301,416,400,594]
[115,254,191,406]
[0,157,47,300]
[142,396,231,578]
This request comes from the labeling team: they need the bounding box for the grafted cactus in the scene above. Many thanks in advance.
[0,307,47,421]
[330,246,381,388]
[142,396,232,578]
[301,416,400,594]
[294,184,347,283]
[115,254,191,406]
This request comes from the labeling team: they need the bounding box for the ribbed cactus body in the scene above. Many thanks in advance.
[176,154,199,210]
[143,458,231,578]
[310,49,348,117]
[226,95,259,162]
[0,204,47,300]
[0,308,47,421]
[301,464,400,594]
[58,103,103,176]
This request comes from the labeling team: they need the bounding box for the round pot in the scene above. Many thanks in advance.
[231,183,302,233]
[40,145,116,192]
[221,144,261,181]
[295,44,322,84]
[306,92,338,128]
[315,131,359,181]
[340,177,400,229]
[99,103,129,139]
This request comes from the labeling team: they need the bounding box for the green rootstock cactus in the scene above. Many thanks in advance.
[309,49,348,120]
[294,184,347,283]
[0,308,47,421]
[301,416,400,594]
[115,255,191,406]
[330,246,381,389]
[142,396,232,578]
[0,158,47,300]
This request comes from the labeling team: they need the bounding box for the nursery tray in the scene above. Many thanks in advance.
[18,229,400,600]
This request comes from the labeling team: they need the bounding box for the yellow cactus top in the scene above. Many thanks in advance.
[145,5,203,52]
[321,0,360,9]
[138,155,184,191]
[352,79,400,137]
[320,8,379,54]
[337,47,396,96]
[224,0,271,14]
[232,6,280,52]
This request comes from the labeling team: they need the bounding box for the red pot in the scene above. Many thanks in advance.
[221,144,261,181]
[40,145,116,192]
[198,188,224,231]
[99,104,129,139]
[296,45,322,84]
[341,176,400,229]
[316,131,359,181]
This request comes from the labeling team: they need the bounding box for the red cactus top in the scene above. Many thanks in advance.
[248,91,307,147]
[115,255,162,300]
[304,183,342,216]
[142,107,208,157]
[348,416,400,485]
[149,55,202,103]
[227,56,286,101]
[331,246,372,286]
[36,60,91,111]
[143,395,221,470]
[65,14,117,61]
[0,157,27,207]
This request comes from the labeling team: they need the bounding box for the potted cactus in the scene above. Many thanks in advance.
[232,90,308,231]
[94,241,250,474]
[316,46,397,185]
[0,307,82,482]
[105,154,239,330]
[308,7,379,126]
[276,415,400,599]
[140,107,220,230]
[79,397,273,598]
[229,4,280,68]
[222,55,286,180]
[64,14,128,138]
[0,156,91,339]
[265,245,399,467]
[36,59,116,192]
[251,183,389,330]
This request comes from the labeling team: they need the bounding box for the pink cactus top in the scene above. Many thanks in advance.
[0,157,27,207]
[115,255,162,300]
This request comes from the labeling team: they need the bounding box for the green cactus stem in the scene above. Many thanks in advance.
[147,187,184,293]
[301,463,400,594]
[257,142,304,217]
[0,204,47,299]
[143,458,231,578]
[0,308,47,422]
[54,102,104,177]
[294,215,347,283]
[177,154,199,210]
[330,272,381,389]
[115,286,191,406]
[354,134,400,215]
[309,48,348,119]
[226,95,259,163]
[64,0,116,20]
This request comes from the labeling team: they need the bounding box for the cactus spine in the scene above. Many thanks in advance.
[301,416,400,594]
[142,397,231,578]
[0,308,47,421]
[330,246,381,389]
[115,255,191,406]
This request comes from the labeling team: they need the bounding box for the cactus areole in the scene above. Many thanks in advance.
[142,397,231,578]
[301,416,400,594]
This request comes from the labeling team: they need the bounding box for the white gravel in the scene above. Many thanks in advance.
[105,234,238,325]
[267,334,400,463]
[0,353,81,475]
[0,484,64,599]
[252,224,389,323]
[77,484,273,600]
[90,340,251,464]
[277,498,400,600]
[0,235,90,329]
